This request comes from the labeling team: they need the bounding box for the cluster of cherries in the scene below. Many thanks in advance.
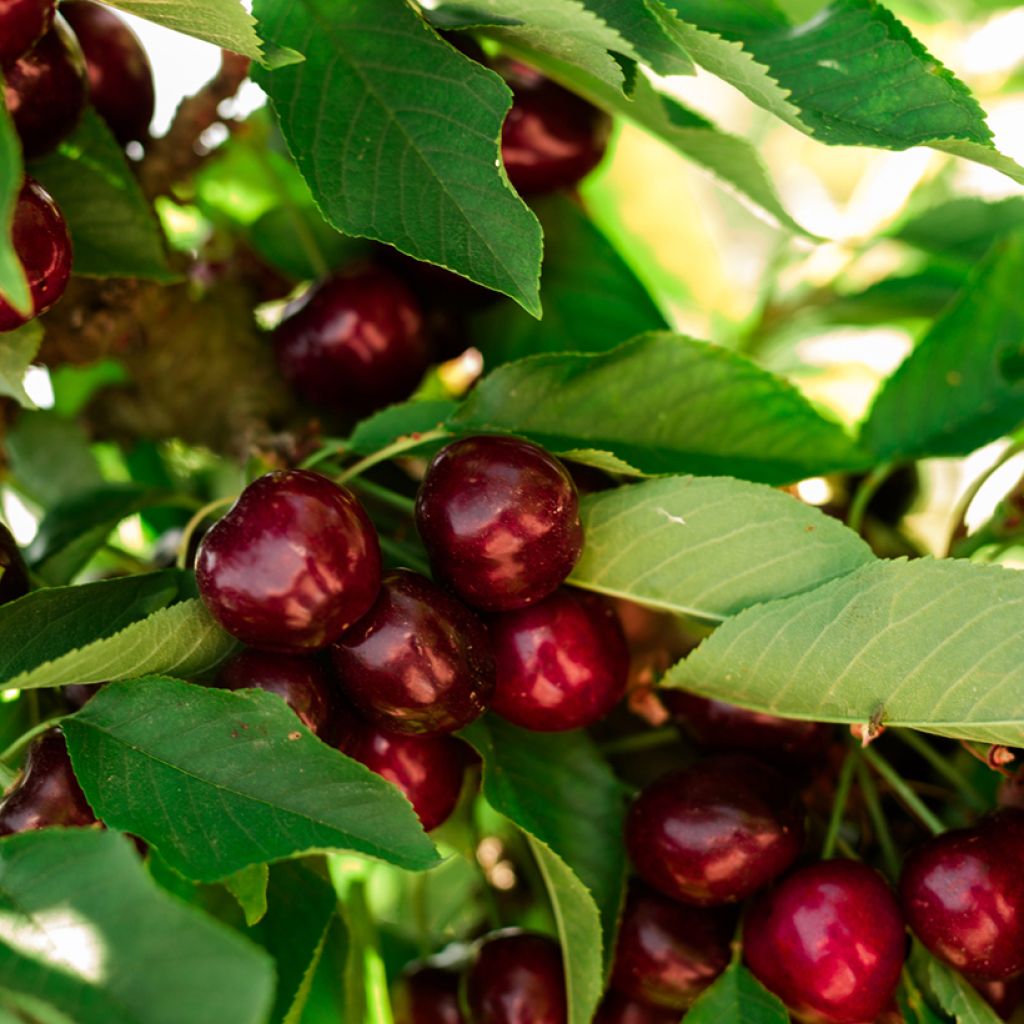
[0,0,155,331]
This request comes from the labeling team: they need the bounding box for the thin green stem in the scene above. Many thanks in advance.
[894,729,987,812]
[336,429,450,486]
[599,726,678,757]
[856,758,901,879]
[175,495,237,569]
[411,873,431,958]
[861,745,945,837]
[822,747,858,860]
[299,438,350,471]
[348,478,416,516]
[0,715,64,764]
[946,440,1024,557]
[848,462,895,536]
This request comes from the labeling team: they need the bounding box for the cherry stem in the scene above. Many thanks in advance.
[847,462,896,536]
[0,715,64,765]
[335,429,451,486]
[946,439,1024,556]
[894,729,987,812]
[822,747,859,860]
[298,437,350,471]
[348,477,417,516]
[856,757,901,879]
[861,745,945,837]
[599,726,678,757]
[175,495,237,570]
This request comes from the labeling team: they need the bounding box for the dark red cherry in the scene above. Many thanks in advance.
[61,0,154,144]
[0,728,96,834]
[661,690,833,766]
[499,61,611,195]
[744,859,905,1024]
[4,15,87,158]
[969,973,1024,1020]
[465,930,567,1024]
[900,809,1024,980]
[63,682,102,710]
[0,177,72,332]
[0,522,29,605]
[488,588,628,732]
[592,992,679,1024]
[330,569,494,735]
[610,884,732,1010]
[0,0,54,67]
[196,470,381,653]
[626,755,805,907]
[338,723,465,831]
[393,963,465,1024]
[415,436,583,612]
[273,265,429,414]
[219,649,334,737]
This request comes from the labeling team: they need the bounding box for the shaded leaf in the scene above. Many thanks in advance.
[685,962,790,1023]
[0,87,28,316]
[893,196,1024,265]
[223,863,269,927]
[928,956,1002,1024]
[5,411,103,508]
[348,400,458,457]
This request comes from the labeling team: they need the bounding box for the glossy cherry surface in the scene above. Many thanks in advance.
[592,993,679,1024]
[338,723,465,831]
[219,649,334,737]
[0,522,29,604]
[416,436,583,612]
[744,859,906,1024]
[196,470,381,653]
[610,884,732,1010]
[61,0,154,143]
[273,265,429,414]
[0,729,96,834]
[465,930,567,1024]
[489,587,628,732]
[900,809,1024,980]
[3,15,87,158]
[499,62,611,195]
[393,963,464,1024]
[0,0,54,67]
[331,569,493,735]
[0,177,72,332]
[626,755,805,907]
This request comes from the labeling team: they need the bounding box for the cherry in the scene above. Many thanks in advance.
[393,963,464,1024]
[63,682,102,710]
[273,265,430,414]
[464,930,567,1024]
[3,15,87,158]
[744,859,906,1024]
[626,755,805,907]
[415,436,583,612]
[337,723,465,831]
[900,809,1024,980]
[609,883,732,1010]
[661,691,833,767]
[0,177,72,332]
[488,587,628,732]
[219,649,334,737]
[61,0,154,144]
[0,522,29,605]
[0,0,54,67]
[330,569,494,735]
[592,993,679,1024]
[499,62,611,195]
[0,728,96,834]
[196,470,381,653]
[970,974,1024,1020]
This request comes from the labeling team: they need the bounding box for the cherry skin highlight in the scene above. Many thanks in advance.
[488,587,628,732]
[196,470,382,653]
[592,993,679,1024]
[464,930,567,1024]
[900,809,1024,980]
[626,754,805,907]
[61,0,155,144]
[0,728,96,834]
[743,859,906,1024]
[273,265,429,414]
[0,0,55,67]
[393,963,464,1024]
[0,522,29,604]
[219,649,334,737]
[415,436,583,613]
[331,569,494,735]
[0,177,72,332]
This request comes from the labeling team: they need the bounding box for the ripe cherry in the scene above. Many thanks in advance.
[219,649,334,737]
[338,723,465,832]
[744,859,906,1024]
[273,265,429,415]
[393,963,464,1024]
[331,569,494,735]
[63,682,101,710]
[610,883,732,1010]
[626,755,805,907]
[499,62,611,195]
[488,588,628,732]
[0,728,96,834]
[0,178,72,332]
[61,1,155,144]
[592,993,679,1024]
[464,930,567,1024]
[0,0,54,67]
[0,522,29,605]
[3,15,87,158]
[970,974,1024,1020]
[196,470,381,653]
[900,809,1024,980]
[415,436,583,612]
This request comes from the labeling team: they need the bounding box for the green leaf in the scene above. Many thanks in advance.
[461,716,626,1024]
[223,863,269,927]
[29,109,175,281]
[893,197,1024,265]
[64,678,442,881]
[475,196,667,365]
[927,957,1002,1024]
[5,411,103,508]
[0,82,29,318]
[0,322,41,409]
[669,558,1024,746]
[248,206,367,281]
[253,0,543,315]
[451,333,868,484]
[685,962,790,1023]
[823,267,965,327]
[570,476,874,623]
[347,400,459,456]
[861,233,1024,460]
[0,829,274,1024]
